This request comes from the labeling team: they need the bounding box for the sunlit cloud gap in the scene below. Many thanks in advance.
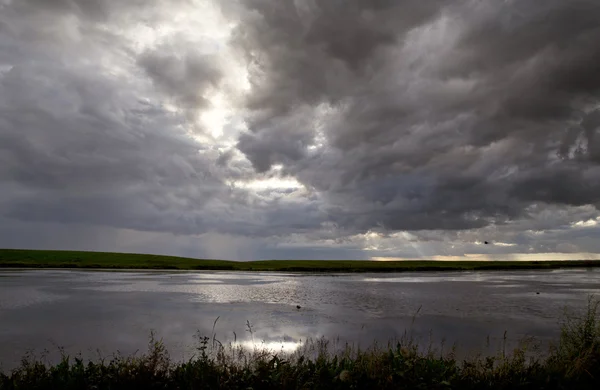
[372,253,600,262]
[227,178,304,191]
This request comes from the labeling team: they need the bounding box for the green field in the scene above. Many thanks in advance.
[1,248,600,272]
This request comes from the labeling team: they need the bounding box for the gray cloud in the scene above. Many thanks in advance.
[0,61,225,232]
[14,0,155,22]
[1,0,600,259]
[233,0,600,235]
[138,44,223,118]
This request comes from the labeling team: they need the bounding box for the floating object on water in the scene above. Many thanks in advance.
[536,292,540,295]
[484,241,489,244]
[296,305,301,309]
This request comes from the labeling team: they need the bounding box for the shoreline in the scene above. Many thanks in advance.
[2,299,599,389]
[2,248,600,273]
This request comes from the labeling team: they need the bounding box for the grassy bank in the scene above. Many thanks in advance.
[1,299,600,389]
[2,249,600,272]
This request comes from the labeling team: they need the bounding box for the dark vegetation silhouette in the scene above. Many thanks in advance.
[2,298,599,389]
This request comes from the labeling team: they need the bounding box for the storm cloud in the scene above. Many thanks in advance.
[1,0,600,259]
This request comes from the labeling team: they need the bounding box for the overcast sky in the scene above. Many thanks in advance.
[1,0,600,261]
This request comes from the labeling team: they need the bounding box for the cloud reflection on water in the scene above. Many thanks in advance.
[1,269,599,370]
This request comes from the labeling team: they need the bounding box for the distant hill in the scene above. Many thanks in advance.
[1,249,600,272]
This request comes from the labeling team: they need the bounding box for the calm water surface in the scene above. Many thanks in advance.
[1,268,599,370]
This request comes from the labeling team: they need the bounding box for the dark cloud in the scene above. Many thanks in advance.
[15,0,149,21]
[138,45,222,116]
[237,107,316,172]
[0,60,225,233]
[231,0,446,171]
[2,0,600,259]
[232,0,600,235]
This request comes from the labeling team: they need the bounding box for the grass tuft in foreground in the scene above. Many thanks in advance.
[1,299,600,389]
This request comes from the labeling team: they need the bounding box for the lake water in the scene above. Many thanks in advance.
[1,268,599,371]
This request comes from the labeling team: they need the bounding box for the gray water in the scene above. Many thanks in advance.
[1,268,599,371]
